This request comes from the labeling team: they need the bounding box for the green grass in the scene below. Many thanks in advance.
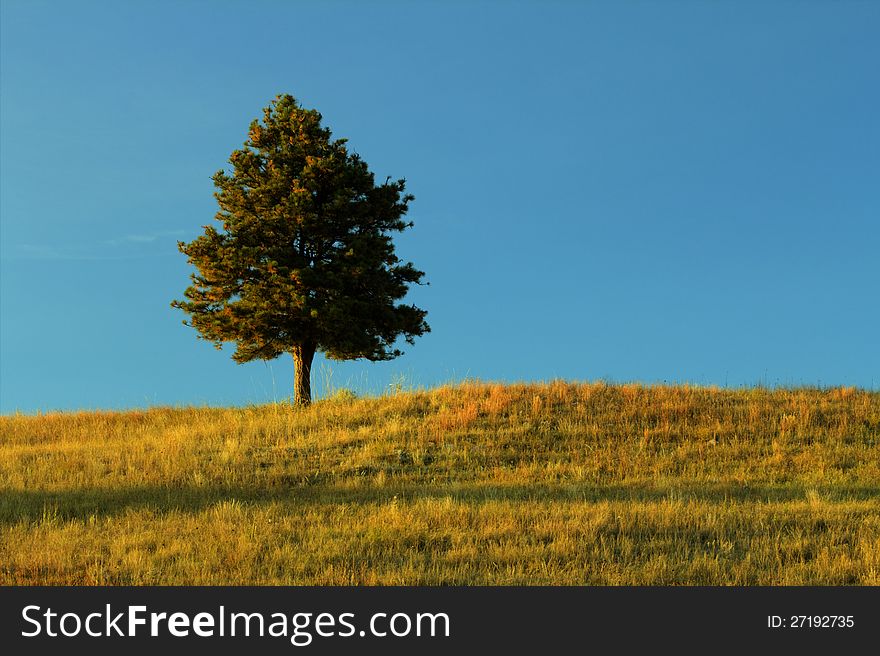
[1,381,878,584]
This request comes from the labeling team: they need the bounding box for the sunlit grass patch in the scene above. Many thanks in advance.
[1,382,878,585]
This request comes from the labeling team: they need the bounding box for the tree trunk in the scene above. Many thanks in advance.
[291,343,316,406]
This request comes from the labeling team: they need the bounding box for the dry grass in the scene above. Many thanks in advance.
[1,381,878,585]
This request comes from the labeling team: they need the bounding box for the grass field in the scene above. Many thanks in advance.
[1,381,878,585]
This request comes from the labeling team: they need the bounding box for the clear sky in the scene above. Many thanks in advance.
[1,0,878,412]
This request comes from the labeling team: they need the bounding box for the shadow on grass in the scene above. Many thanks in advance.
[2,481,879,524]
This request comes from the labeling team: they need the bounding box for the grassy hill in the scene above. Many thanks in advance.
[1,381,878,585]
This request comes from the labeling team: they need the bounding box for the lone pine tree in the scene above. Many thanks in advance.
[172,94,428,405]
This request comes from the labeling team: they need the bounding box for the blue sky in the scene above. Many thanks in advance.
[1,1,878,412]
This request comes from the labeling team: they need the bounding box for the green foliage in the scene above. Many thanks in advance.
[172,94,428,402]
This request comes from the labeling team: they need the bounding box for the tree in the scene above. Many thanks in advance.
[171,94,429,405]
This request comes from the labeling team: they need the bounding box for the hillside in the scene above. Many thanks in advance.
[1,382,878,585]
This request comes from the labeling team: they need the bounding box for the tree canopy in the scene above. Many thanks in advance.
[172,94,429,404]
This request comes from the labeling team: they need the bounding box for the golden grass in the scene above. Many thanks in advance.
[1,381,878,585]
